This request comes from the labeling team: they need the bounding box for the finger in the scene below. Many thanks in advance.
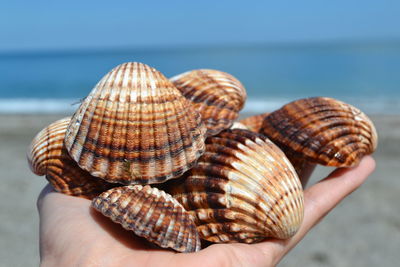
[37,183,91,218]
[297,155,376,241]
[36,183,55,211]
[254,155,376,262]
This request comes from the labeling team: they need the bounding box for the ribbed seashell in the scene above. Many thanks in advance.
[166,129,304,243]
[65,62,207,185]
[27,118,114,199]
[92,185,201,253]
[239,113,269,133]
[170,69,247,136]
[260,97,378,167]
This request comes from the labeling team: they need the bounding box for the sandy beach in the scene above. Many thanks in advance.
[0,113,399,267]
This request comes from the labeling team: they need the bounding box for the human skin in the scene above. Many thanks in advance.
[37,156,375,267]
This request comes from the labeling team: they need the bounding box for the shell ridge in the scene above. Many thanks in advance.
[295,122,367,163]
[72,67,117,171]
[289,114,363,143]
[171,69,246,136]
[30,117,114,199]
[221,136,291,215]
[325,140,368,166]
[263,101,347,136]
[264,116,371,165]
[235,130,302,238]
[147,81,158,178]
[263,140,303,226]
[283,112,356,142]
[65,87,94,155]
[110,63,132,178]
[158,83,178,178]
[129,187,153,231]
[30,127,53,175]
[315,131,369,161]
[226,162,287,225]
[169,204,185,249]
[199,208,265,231]
[121,68,134,179]
[136,68,150,180]
[214,132,296,219]
[173,95,199,174]
[265,108,354,143]
[137,187,161,236]
[104,88,124,179]
[146,188,174,247]
[198,148,276,199]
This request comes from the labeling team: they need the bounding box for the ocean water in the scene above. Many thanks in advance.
[1,43,400,114]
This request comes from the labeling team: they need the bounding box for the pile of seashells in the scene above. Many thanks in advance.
[27,62,377,253]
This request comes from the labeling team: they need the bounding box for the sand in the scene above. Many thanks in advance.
[0,114,399,267]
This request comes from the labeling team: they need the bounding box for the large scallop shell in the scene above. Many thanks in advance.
[260,97,378,167]
[27,117,114,199]
[170,69,247,136]
[65,62,207,185]
[166,129,304,243]
[92,185,201,253]
[239,112,269,133]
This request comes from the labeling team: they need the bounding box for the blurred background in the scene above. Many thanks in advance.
[0,1,399,266]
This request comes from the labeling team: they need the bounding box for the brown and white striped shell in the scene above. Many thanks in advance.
[27,118,115,199]
[165,129,304,243]
[260,97,378,167]
[92,185,201,253]
[170,69,247,136]
[239,112,270,133]
[65,62,207,185]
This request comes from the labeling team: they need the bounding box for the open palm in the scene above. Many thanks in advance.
[38,156,375,267]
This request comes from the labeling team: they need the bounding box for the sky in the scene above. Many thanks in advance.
[1,0,400,52]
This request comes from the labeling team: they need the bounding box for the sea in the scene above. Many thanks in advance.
[1,42,400,114]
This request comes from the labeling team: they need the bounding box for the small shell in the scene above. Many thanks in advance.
[260,97,378,167]
[92,185,201,253]
[65,62,207,185]
[166,129,304,243]
[170,69,247,136]
[239,113,269,133]
[27,117,114,199]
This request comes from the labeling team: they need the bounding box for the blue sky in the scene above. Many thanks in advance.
[1,0,400,52]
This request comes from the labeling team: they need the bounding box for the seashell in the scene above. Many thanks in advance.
[239,113,269,133]
[260,97,378,167]
[230,121,248,130]
[240,112,315,185]
[170,69,247,136]
[65,62,207,185]
[92,185,201,253]
[166,129,304,243]
[27,117,115,199]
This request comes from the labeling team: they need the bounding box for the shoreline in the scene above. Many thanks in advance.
[1,96,400,115]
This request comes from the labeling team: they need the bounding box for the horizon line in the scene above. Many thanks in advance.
[1,38,400,56]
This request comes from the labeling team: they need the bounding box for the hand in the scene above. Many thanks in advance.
[37,156,375,267]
